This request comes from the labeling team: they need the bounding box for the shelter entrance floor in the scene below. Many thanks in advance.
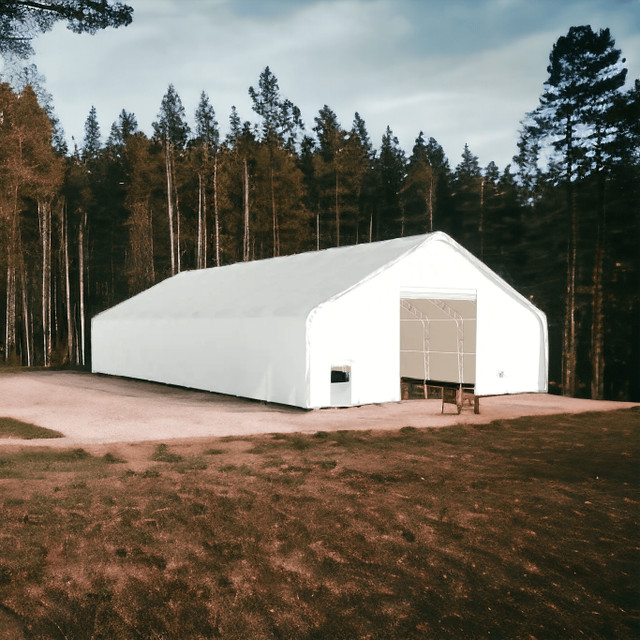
[1,371,636,447]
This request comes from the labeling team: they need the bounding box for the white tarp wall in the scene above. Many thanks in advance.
[92,315,308,407]
[306,234,547,407]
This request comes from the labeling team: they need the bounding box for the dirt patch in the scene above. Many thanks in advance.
[0,370,636,447]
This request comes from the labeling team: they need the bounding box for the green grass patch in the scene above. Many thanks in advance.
[102,452,126,464]
[0,447,108,479]
[0,416,63,439]
[174,457,208,473]
[151,443,183,463]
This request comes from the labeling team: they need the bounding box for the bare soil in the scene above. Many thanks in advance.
[0,370,636,449]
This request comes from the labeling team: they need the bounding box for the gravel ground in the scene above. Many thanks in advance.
[0,370,636,447]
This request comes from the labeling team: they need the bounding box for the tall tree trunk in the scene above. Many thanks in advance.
[202,182,207,269]
[5,265,16,362]
[53,260,59,350]
[126,199,155,292]
[271,166,279,257]
[335,170,340,247]
[479,177,485,260]
[38,200,52,366]
[243,158,250,262]
[148,201,155,283]
[47,201,52,363]
[62,202,74,364]
[39,201,47,365]
[176,189,181,273]
[562,184,578,397]
[427,173,434,232]
[164,140,176,275]
[590,172,606,399]
[20,261,31,366]
[197,172,203,269]
[5,186,19,363]
[561,122,578,397]
[78,210,87,367]
[213,155,220,267]
[355,185,362,245]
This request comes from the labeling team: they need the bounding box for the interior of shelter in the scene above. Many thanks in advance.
[400,297,478,412]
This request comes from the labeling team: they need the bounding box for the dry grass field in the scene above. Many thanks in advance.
[0,409,638,639]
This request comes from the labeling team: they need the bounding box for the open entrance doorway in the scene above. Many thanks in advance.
[400,296,478,413]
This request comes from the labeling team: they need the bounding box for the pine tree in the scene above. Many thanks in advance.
[96,108,139,309]
[191,91,219,267]
[107,109,138,150]
[529,25,628,398]
[152,84,190,275]
[312,105,347,247]
[298,134,319,248]
[493,166,526,282]
[82,106,101,162]
[374,126,406,240]
[1,62,68,154]
[477,161,501,262]
[123,133,161,293]
[402,134,452,236]
[249,66,302,149]
[339,113,373,245]
[452,143,482,251]
[228,106,242,142]
[249,67,305,256]
[598,79,640,399]
[220,110,258,262]
[350,114,375,227]
[402,132,436,235]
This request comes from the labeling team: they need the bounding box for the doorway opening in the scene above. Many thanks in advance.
[400,297,478,412]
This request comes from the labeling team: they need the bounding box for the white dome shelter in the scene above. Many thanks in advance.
[91,232,548,409]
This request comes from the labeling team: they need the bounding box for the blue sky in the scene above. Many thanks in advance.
[17,0,640,168]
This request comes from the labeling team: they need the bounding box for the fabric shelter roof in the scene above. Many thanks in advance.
[95,234,430,320]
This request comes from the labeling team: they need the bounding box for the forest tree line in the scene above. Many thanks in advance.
[0,26,638,400]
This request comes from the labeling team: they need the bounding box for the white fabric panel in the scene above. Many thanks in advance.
[92,316,308,407]
[308,274,401,407]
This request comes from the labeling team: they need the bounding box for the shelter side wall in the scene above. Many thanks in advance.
[91,316,308,407]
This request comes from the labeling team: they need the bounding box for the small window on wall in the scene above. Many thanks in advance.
[331,366,351,383]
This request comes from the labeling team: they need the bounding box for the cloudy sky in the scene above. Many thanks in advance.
[21,0,640,168]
